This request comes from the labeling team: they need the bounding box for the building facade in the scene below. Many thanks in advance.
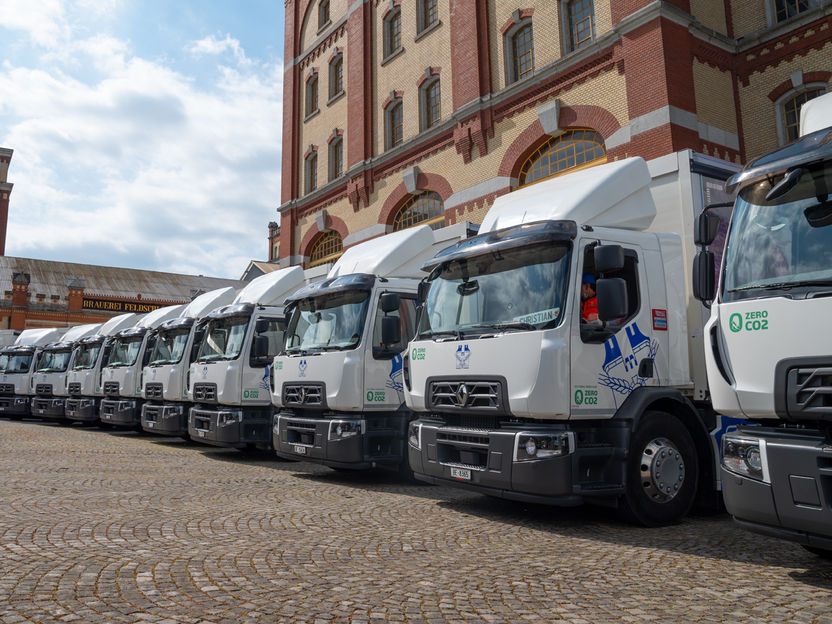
[278,0,831,266]
[0,148,12,257]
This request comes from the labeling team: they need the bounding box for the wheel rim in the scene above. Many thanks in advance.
[639,437,685,503]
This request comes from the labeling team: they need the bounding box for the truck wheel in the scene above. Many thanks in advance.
[803,545,832,560]
[620,411,698,527]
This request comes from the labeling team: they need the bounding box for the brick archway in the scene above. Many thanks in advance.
[768,72,832,102]
[299,213,350,258]
[498,104,621,179]
[378,173,454,227]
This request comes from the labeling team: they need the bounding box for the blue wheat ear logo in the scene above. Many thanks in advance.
[298,359,308,377]
[455,344,470,369]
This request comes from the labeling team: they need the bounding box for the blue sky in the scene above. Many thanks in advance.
[0,0,286,279]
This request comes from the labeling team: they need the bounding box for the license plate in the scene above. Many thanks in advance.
[147,422,154,428]
[450,467,471,480]
[197,430,206,437]
[293,445,307,455]
[38,409,44,414]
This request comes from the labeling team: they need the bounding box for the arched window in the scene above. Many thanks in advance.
[305,152,318,194]
[393,191,445,231]
[383,8,402,59]
[308,230,343,268]
[329,54,344,100]
[417,0,439,34]
[329,136,343,181]
[386,99,404,149]
[565,0,595,52]
[305,73,319,117]
[421,78,441,130]
[504,20,534,85]
[773,0,818,23]
[318,0,331,29]
[518,129,606,187]
[782,87,826,142]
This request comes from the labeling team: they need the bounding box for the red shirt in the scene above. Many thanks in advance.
[581,295,598,322]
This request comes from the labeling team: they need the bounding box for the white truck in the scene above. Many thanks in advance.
[187,267,322,449]
[0,328,67,419]
[271,223,473,474]
[405,151,742,525]
[30,323,102,421]
[99,305,183,429]
[694,92,832,555]
[65,313,142,424]
[141,287,238,437]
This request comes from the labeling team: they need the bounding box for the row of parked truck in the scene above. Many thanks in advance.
[2,93,831,556]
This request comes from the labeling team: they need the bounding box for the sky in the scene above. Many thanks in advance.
[0,0,285,279]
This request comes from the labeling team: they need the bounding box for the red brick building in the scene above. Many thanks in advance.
[277,0,830,267]
[0,148,13,257]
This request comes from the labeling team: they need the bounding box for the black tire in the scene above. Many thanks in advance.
[803,545,832,560]
[620,410,699,527]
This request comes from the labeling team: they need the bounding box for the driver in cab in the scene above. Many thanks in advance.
[581,273,599,325]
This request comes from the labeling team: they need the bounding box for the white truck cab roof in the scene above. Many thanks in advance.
[799,91,832,136]
[180,287,238,320]
[233,266,306,307]
[14,327,67,347]
[135,305,185,330]
[54,323,102,345]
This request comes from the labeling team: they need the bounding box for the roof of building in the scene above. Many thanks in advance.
[240,260,282,282]
[0,256,244,302]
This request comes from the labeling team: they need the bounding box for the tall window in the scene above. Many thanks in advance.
[421,78,441,130]
[318,0,330,29]
[386,100,404,149]
[393,191,445,231]
[519,129,606,187]
[329,137,343,181]
[305,74,319,117]
[783,87,826,142]
[566,0,595,51]
[417,0,439,34]
[505,21,534,85]
[305,153,318,194]
[329,55,344,100]
[384,8,402,58]
[774,0,818,22]
[308,231,343,268]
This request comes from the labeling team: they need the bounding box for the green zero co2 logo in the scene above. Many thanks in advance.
[729,311,768,333]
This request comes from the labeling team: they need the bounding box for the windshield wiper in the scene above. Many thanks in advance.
[422,329,465,340]
[729,279,832,292]
[470,322,537,333]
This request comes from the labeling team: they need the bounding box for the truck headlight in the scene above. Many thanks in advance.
[722,433,770,483]
[163,405,182,418]
[514,432,573,462]
[408,421,421,450]
[328,420,363,440]
[14,398,27,406]
[217,410,242,426]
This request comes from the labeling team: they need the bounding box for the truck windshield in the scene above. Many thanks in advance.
[148,328,190,365]
[73,343,101,370]
[106,336,144,367]
[36,350,72,373]
[196,316,249,362]
[0,352,33,374]
[417,242,572,338]
[285,290,371,353]
[723,161,832,302]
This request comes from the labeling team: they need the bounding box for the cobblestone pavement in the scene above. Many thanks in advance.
[0,420,831,624]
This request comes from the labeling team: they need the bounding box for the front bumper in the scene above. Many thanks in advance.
[408,419,582,505]
[31,397,67,420]
[100,398,141,427]
[721,427,832,550]
[65,397,99,422]
[273,411,407,469]
[188,406,272,448]
[0,396,30,417]
[142,402,187,436]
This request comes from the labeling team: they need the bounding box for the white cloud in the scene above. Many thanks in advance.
[186,34,251,67]
[0,24,283,278]
[0,0,70,48]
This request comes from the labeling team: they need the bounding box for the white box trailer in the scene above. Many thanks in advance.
[405,151,739,525]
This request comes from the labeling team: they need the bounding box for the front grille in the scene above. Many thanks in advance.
[36,384,53,397]
[787,366,832,420]
[437,430,490,446]
[145,383,163,399]
[193,383,217,402]
[103,381,120,397]
[429,380,503,411]
[0,383,14,394]
[283,384,324,407]
[68,383,81,396]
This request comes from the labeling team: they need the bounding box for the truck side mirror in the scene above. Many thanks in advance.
[594,245,625,273]
[381,316,402,347]
[380,292,400,314]
[254,317,270,334]
[692,251,715,302]
[417,280,430,304]
[596,277,628,321]
[251,334,270,363]
[695,211,720,246]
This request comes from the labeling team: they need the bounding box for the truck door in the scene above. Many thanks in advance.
[570,240,655,416]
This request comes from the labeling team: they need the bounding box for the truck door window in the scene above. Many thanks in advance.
[249,318,286,367]
[580,245,641,343]
[372,295,417,359]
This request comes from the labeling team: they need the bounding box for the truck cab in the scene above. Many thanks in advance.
[405,154,741,525]
[0,328,67,419]
[272,223,472,474]
[695,92,832,554]
[99,305,183,428]
[30,323,102,421]
[187,266,317,449]
[141,287,238,437]
[65,313,141,423]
